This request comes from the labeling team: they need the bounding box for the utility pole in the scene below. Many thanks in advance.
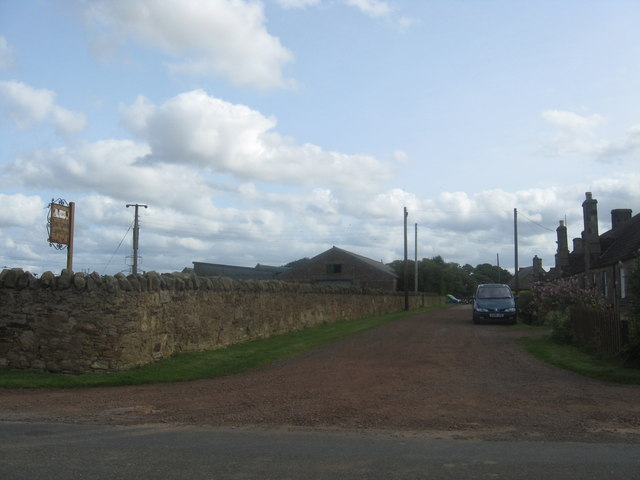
[497,252,500,283]
[126,203,148,274]
[404,207,409,311]
[414,223,418,293]
[514,208,519,294]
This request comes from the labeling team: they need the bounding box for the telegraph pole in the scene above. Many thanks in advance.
[126,203,148,274]
[514,208,519,294]
[414,223,418,293]
[404,207,409,310]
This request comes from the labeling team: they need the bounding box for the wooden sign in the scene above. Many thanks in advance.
[49,203,71,245]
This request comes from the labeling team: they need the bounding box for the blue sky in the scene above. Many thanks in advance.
[1,0,639,276]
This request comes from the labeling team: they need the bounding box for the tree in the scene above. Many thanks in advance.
[388,256,492,298]
[473,263,512,285]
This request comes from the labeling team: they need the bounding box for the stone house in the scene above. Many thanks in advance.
[550,192,640,307]
[277,246,399,291]
[510,255,546,291]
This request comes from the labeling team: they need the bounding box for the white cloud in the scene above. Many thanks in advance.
[52,107,88,137]
[0,36,16,69]
[276,0,393,14]
[80,0,294,89]
[276,0,320,8]
[2,153,638,274]
[120,89,394,193]
[0,194,44,228]
[274,0,414,31]
[589,171,640,205]
[542,109,640,161]
[542,110,605,132]
[541,109,607,157]
[345,0,392,18]
[422,182,640,270]
[0,80,86,136]
[2,139,225,215]
[0,81,55,128]
[596,124,640,161]
[392,149,409,165]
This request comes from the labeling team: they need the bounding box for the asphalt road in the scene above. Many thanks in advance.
[1,422,640,479]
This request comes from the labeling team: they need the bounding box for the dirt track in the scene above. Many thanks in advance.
[1,306,639,442]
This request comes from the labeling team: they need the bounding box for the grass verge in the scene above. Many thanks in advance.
[0,305,446,389]
[518,335,640,384]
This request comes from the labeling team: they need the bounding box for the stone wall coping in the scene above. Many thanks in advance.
[0,268,436,296]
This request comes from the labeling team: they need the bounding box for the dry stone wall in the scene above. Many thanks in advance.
[0,268,441,374]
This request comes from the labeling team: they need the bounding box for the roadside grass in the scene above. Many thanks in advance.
[518,335,640,384]
[0,305,447,389]
[511,320,550,330]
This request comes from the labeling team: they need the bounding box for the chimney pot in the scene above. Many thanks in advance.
[573,237,583,253]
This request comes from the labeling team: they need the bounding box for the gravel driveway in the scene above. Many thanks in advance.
[1,306,639,442]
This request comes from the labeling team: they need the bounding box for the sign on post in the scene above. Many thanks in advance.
[48,199,75,271]
[49,203,71,245]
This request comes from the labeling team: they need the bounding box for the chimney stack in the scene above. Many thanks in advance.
[555,220,569,270]
[533,255,542,271]
[573,237,583,254]
[581,192,601,272]
[611,209,632,229]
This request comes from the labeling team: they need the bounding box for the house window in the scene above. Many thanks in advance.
[326,263,343,274]
[603,271,608,297]
[620,267,626,299]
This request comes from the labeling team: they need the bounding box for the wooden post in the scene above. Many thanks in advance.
[404,207,409,311]
[514,208,519,294]
[414,223,418,293]
[66,202,75,272]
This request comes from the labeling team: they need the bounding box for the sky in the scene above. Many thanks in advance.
[1,0,639,277]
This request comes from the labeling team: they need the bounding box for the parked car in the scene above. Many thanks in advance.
[472,283,517,325]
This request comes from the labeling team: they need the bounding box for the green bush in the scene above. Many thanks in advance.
[545,309,574,344]
[622,337,640,369]
[530,278,606,345]
[516,290,542,325]
[623,259,640,367]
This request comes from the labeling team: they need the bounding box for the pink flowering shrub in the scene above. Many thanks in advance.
[530,277,607,343]
[530,277,607,312]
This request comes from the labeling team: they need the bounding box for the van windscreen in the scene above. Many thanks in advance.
[477,286,512,299]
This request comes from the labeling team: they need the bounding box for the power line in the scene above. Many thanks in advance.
[520,213,555,232]
[103,221,134,274]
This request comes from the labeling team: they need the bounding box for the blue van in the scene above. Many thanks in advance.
[472,284,517,324]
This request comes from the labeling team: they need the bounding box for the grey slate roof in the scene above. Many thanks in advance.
[561,212,640,275]
[192,262,288,280]
[593,213,640,268]
[324,246,398,278]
